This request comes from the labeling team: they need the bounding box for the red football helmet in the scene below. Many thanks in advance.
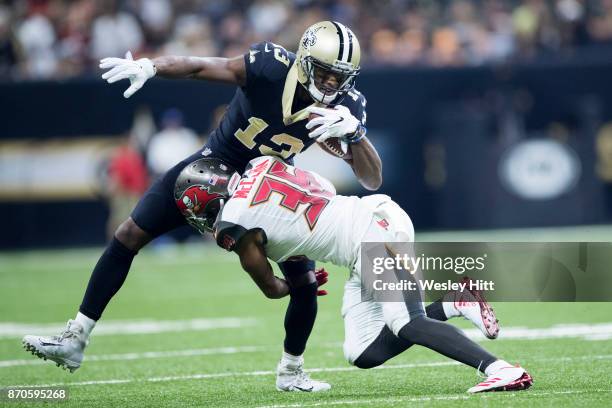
[174,158,240,234]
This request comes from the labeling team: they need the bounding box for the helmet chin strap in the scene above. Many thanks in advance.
[308,82,338,105]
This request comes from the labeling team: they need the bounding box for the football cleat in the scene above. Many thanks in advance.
[446,276,499,339]
[468,365,533,393]
[22,320,88,373]
[276,360,331,392]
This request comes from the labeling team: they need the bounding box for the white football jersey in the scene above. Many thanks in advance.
[215,156,373,268]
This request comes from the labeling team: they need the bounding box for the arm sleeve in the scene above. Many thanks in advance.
[215,221,269,252]
[215,220,249,251]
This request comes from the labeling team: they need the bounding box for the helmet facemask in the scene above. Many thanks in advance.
[183,196,225,234]
[301,56,359,105]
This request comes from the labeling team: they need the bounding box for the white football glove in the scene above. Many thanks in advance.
[99,51,156,98]
[305,105,360,143]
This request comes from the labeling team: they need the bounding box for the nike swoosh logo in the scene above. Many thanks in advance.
[293,385,313,392]
[39,340,62,347]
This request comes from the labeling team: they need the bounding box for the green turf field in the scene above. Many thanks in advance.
[1,226,611,407]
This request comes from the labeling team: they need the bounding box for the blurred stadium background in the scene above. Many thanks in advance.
[2,0,612,248]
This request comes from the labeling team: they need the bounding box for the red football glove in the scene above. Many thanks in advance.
[315,268,329,296]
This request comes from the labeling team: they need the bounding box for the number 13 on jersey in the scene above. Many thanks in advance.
[235,117,304,159]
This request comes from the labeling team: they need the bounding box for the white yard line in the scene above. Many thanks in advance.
[3,322,612,368]
[0,345,268,368]
[0,317,256,338]
[5,362,459,388]
[1,342,343,368]
[256,389,612,408]
[3,319,612,340]
[6,354,612,388]
[479,323,612,342]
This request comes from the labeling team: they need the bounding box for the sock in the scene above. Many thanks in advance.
[79,237,137,321]
[280,351,303,367]
[425,300,448,321]
[74,312,96,337]
[442,301,460,318]
[283,282,318,356]
[398,316,497,372]
[484,359,511,376]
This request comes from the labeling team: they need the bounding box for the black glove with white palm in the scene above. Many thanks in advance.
[99,51,156,98]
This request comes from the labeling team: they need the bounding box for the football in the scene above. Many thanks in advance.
[309,112,352,160]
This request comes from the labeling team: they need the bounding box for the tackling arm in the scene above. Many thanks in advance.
[233,231,290,299]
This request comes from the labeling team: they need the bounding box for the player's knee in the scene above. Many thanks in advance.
[352,352,385,369]
[286,270,316,289]
[382,303,414,337]
[345,343,386,369]
[398,316,434,345]
[114,218,151,252]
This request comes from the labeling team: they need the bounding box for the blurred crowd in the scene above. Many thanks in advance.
[104,106,204,240]
[1,0,612,79]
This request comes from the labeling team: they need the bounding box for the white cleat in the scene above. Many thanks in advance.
[22,320,88,373]
[446,276,499,339]
[276,360,331,392]
[468,365,533,393]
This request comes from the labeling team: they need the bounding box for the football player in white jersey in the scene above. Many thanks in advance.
[175,156,534,393]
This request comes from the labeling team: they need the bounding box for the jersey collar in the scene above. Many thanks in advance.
[282,64,316,126]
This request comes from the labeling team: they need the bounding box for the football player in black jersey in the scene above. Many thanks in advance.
[22,21,380,392]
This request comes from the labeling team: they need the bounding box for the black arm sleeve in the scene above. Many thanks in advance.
[215,221,268,252]
[215,221,249,251]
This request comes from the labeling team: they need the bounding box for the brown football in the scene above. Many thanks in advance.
[309,112,352,159]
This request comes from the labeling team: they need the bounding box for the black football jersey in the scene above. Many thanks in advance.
[204,41,367,172]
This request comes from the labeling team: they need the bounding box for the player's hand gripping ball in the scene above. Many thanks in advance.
[307,111,352,160]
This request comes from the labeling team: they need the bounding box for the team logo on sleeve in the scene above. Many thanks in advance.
[377,218,390,230]
[221,234,236,251]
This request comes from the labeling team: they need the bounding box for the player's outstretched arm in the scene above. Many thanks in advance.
[100,51,246,98]
[234,231,290,299]
[152,55,246,85]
